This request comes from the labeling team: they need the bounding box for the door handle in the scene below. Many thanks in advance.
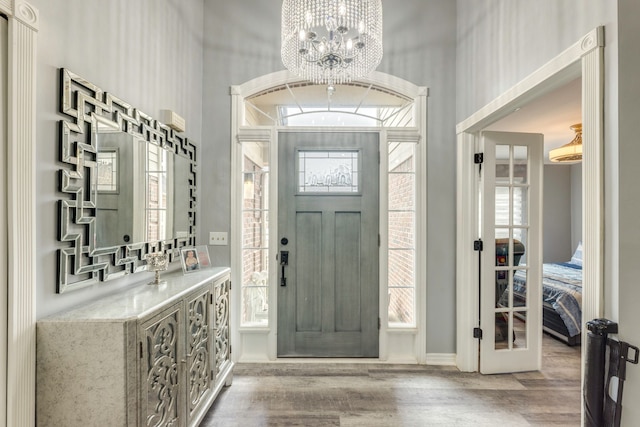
[280,251,289,286]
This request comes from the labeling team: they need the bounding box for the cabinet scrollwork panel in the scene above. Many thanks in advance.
[186,289,212,422]
[214,277,231,379]
[140,304,184,427]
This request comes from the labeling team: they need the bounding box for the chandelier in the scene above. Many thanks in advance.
[281,0,383,87]
[549,123,582,163]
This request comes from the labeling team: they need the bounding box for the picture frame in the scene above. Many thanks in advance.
[180,247,201,273]
[195,245,211,268]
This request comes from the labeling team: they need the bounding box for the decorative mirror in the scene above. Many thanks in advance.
[57,69,197,293]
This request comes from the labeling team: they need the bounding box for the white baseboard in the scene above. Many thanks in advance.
[425,353,457,366]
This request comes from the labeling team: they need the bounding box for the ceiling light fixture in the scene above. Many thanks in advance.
[550,123,582,163]
[281,0,383,90]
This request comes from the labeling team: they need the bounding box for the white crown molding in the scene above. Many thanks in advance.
[0,1,39,31]
[15,0,39,30]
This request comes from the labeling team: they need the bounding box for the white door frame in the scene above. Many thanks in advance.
[456,27,604,372]
[0,2,38,426]
[230,71,429,364]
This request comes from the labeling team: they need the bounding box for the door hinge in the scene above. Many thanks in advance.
[474,239,483,251]
[474,153,484,164]
[210,293,213,305]
[473,327,483,339]
[229,280,232,290]
[139,342,143,359]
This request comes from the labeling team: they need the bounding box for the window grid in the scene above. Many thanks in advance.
[388,142,417,327]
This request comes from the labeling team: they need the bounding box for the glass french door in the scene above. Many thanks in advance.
[480,131,543,374]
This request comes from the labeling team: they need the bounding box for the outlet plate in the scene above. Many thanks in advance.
[209,232,228,246]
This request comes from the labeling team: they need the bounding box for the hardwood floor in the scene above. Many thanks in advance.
[200,334,581,426]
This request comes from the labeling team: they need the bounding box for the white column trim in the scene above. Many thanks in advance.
[580,41,605,343]
[416,87,428,364]
[0,1,38,426]
[455,131,479,372]
[455,27,604,374]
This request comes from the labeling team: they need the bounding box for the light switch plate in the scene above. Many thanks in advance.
[209,232,228,246]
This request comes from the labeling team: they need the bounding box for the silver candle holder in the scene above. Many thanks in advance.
[146,252,169,285]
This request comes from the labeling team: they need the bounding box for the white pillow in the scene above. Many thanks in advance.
[571,242,583,266]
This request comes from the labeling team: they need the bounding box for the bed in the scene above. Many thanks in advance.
[512,243,583,346]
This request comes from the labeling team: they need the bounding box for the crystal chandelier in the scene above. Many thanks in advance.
[281,0,383,87]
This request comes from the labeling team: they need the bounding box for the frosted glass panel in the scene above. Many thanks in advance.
[298,151,359,193]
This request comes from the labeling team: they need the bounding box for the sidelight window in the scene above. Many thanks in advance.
[240,140,270,326]
[387,141,417,326]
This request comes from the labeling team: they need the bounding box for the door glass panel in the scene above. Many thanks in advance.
[512,186,528,226]
[513,269,527,307]
[495,228,509,239]
[513,228,528,265]
[494,312,510,349]
[495,186,510,225]
[513,311,527,349]
[495,145,510,185]
[513,146,528,184]
[495,269,509,307]
[298,150,359,193]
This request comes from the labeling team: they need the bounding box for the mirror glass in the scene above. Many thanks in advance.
[95,130,179,248]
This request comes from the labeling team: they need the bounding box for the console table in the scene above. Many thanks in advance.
[36,267,232,427]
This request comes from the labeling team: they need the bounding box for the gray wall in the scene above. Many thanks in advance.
[571,163,582,251]
[543,165,571,263]
[542,164,583,263]
[32,0,205,318]
[456,1,615,121]
[201,0,458,354]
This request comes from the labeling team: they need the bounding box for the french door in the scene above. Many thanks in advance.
[480,131,543,374]
[277,131,379,357]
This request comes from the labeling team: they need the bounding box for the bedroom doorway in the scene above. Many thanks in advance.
[456,27,604,376]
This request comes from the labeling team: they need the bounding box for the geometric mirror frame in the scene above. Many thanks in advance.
[57,69,197,293]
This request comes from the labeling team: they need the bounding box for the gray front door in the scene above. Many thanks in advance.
[277,132,379,357]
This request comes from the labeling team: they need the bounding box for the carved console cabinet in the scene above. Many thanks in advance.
[36,267,232,427]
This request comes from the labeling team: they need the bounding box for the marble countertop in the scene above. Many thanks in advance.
[39,267,230,322]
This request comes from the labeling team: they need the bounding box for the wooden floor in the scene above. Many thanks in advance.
[200,334,581,426]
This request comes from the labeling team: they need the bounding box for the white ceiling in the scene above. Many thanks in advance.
[484,77,582,163]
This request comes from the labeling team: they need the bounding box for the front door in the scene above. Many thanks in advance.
[480,131,543,374]
[277,131,379,357]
